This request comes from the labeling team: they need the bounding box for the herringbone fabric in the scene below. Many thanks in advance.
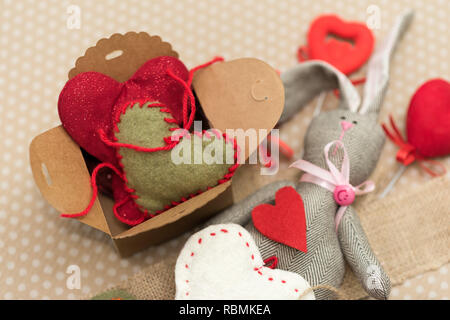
[245,183,345,300]
[337,206,391,299]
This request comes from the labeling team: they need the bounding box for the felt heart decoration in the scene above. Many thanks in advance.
[110,100,239,224]
[407,78,450,158]
[306,15,374,75]
[252,186,307,252]
[175,224,314,300]
[58,56,189,165]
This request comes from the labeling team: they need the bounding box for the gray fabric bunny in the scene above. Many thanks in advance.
[205,10,414,300]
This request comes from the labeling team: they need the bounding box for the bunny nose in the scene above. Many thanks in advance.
[340,121,354,132]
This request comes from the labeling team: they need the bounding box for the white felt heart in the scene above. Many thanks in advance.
[175,224,315,300]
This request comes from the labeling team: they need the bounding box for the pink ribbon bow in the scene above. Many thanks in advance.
[290,140,375,231]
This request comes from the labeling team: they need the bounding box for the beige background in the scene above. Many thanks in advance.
[0,0,449,299]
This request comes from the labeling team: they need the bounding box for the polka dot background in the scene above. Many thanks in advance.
[0,0,448,300]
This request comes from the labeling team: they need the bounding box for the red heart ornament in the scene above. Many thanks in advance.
[58,56,189,165]
[407,78,450,158]
[307,15,374,75]
[252,186,307,253]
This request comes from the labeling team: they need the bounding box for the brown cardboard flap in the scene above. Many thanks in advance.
[193,58,284,160]
[68,32,179,82]
[29,126,110,234]
[115,181,232,239]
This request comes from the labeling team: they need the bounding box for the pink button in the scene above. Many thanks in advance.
[333,185,355,206]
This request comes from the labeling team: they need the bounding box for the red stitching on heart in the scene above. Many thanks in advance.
[61,100,239,225]
[100,100,178,153]
[60,58,236,225]
[109,100,240,222]
[182,227,301,297]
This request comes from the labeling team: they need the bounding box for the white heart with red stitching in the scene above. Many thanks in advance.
[175,224,315,300]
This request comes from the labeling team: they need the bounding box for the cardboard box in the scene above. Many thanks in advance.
[29,32,284,257]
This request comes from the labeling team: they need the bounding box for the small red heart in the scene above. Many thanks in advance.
[252,186,307,253]
[58,56,189,165]
[407,79,450,158]
[307,15,374,75]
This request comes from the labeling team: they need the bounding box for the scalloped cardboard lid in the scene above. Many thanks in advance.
[68,32,179,81]
[29,32,284,242]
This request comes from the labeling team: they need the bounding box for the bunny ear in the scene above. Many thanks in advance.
[359,10,414,115]
[279,60,360,124]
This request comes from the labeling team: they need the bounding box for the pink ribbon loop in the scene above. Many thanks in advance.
[290,140,375,231]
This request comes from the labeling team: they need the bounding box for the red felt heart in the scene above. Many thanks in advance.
[58,56,189,165]
[252,186,307,253]
[307,15,374,75]
[407,79,450,158]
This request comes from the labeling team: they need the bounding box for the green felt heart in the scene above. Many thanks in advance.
[114,101,237,214]
[91,288,136,300]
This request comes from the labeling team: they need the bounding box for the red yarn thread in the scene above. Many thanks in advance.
[382,114,447,177]
[99,100,178,153]
[166,69,197,130]
[99,128,177,153]
[60,162,125,218]
[167,56,224,130]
